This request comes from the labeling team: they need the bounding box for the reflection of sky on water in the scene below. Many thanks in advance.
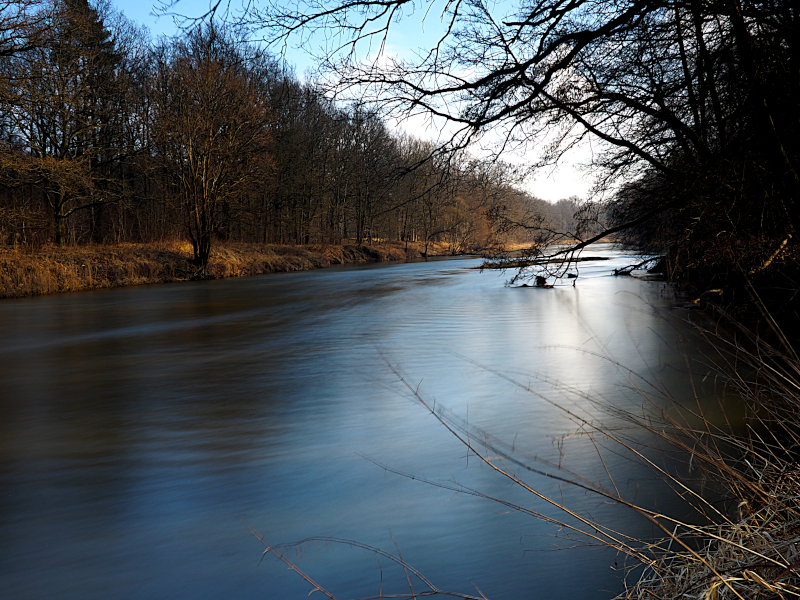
[0,248,717,599]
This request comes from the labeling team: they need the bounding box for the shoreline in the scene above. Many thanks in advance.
[0,240,461,300]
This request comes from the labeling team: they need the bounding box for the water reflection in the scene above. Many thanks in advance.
[0,248,717,599]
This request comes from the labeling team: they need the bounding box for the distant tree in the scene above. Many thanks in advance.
[344,106,399,245]
[269,82,342,244]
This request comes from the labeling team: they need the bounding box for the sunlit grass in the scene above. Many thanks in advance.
[0,240,456,298]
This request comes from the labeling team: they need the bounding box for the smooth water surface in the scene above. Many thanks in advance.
[0,247,712,599]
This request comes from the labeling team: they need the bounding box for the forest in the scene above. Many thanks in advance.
[0,0,586,274]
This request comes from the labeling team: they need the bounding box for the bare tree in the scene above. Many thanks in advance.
[149,22,273,267]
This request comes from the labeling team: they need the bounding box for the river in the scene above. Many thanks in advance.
[0,246,715,599]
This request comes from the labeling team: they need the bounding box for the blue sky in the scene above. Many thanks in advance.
[111,1,218,39]
[110,0,592,202]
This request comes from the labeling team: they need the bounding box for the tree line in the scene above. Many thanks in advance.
[0,0,585,267]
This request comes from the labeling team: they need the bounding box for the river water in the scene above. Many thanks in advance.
[0,246,715,599]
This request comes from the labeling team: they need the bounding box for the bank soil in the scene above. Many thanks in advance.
[0,240,456,299]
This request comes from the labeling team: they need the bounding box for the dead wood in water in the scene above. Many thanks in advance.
[479,255,611,270]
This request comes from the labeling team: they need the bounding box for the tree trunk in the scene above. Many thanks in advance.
[54,214,66,246]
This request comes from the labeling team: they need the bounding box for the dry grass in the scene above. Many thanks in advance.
[0,239,452,299]
[612,318,800,600]
[623,464,800,599]
[0,241,195,298]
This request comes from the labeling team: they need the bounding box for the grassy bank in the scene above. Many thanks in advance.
[0,240,455,299]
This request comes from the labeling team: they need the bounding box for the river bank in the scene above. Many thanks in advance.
[0,240,456,299]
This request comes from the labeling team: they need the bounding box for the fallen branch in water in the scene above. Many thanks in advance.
[612,256,664,276]
[479,255,611,270]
